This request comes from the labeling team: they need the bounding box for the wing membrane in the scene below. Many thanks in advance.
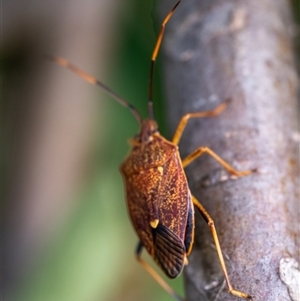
[153,223,185,278]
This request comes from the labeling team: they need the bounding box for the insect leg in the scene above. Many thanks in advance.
[191,196,253,300]
[135,242,184,301]
[172,100,229,146]
[182,146,253,177]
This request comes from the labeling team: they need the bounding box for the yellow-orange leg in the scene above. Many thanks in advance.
[135,242,185,301]
[182,146,252,177]
[172,101,229,146]
[192,196,252,300]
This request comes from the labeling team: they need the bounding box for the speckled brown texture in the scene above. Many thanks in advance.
[120,119,193,278]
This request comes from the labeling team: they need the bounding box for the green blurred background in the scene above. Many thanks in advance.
[2,0,183,301]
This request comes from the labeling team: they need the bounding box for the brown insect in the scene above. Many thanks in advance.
[49,1,254,300]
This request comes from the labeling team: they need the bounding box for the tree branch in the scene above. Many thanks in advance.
[158,0,299,300]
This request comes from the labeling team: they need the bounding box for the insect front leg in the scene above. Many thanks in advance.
[172,101,229,146]
[191,196,253,300]
[182,146,253,177]
[135,242,185,301]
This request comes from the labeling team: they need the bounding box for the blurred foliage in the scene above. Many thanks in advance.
[9,1,184,301]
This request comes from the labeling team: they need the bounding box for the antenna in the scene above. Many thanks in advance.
[46,55,143,125]
[148,0,181,120]
[47,1,181,125]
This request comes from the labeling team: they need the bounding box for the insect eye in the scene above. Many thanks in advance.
[152,129,158,134]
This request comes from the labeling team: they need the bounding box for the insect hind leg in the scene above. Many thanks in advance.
[192,196,253,300]
[135,242,184,301]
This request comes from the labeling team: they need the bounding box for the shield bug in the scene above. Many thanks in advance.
[49,1,254,300]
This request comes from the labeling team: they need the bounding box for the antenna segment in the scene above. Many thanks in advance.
[148,0,181,119]
[47,55,143,125]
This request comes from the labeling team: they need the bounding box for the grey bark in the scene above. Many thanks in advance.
[157,0,299,300]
